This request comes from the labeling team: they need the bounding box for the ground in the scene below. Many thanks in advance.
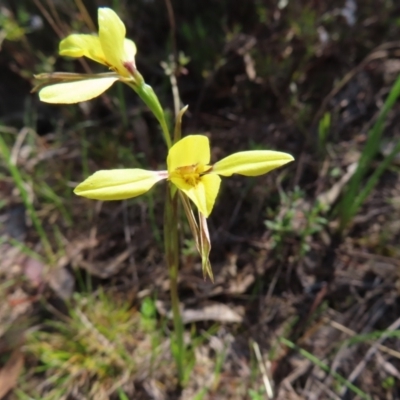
[1,0,400,399]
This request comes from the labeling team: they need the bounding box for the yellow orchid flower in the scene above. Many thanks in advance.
[38,7,139,104]
[74,135,294,217]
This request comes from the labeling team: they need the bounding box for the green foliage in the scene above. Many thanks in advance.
[22,291,163,398]
[117,388,130,400]
[318,112,331,154]
[382,376,395,390]
[248,387,266,400]
[344,328,400,346]
[265,187,328,256]
[0,8,27,42]
[338,73,400,230]
[140,296,158,331]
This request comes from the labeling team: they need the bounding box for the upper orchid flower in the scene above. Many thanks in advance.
[74,135,294,217]
[36,8,139,104]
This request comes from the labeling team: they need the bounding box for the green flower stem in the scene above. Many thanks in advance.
[160,118,172,149]
[129,73,183,380]
[127,80,172,148]
[164,183,185,384]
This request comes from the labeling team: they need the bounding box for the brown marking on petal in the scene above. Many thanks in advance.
[176,164,198,174]
[123,61,136,75]
[201,166,213,175]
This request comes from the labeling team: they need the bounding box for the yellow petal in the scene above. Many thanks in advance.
[212,150,294,177]
[39,77,118,103]
[167,135,210,173]
[74,169,167,200]
[171,174,221,217]
[98,8,136,77]
[59,34,107,65]
[123,38,137,63]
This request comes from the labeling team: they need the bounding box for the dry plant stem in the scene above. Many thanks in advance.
[32,0,64,38]
[339,315,400,397]
[169,70,181,119]
[74,0,96,32]
[164,0,181,118]
[251,340,274,399]
[164,183,185,384]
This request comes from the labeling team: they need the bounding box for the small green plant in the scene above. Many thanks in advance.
[248,387,266,400]
[265,187,327,256]
[382,376,395,390]
[22,291,161,399]
[318,111,331,154]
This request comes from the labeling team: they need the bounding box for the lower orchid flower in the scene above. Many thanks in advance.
[74,134,294,218]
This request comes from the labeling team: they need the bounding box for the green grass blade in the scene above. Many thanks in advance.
[117,388,129,400]
[345,328,400,346]
[338,73,400,229]
[279,337,371,400]
[352,139,400,215]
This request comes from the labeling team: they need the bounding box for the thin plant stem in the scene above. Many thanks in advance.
[279,337,371,400]
[160,118,172,149]
[164,0,181,119]
[164,183,185,384]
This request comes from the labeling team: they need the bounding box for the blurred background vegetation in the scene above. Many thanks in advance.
[1,0,400,399]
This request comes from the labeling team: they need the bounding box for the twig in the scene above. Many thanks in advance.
[340,316,400,397]
[74,0,96,32]
[251,340,274,399]
[164,0,178,64]
[33,0,95,75]
[327,318,400,360]
[32,0,64,38]
[163,0,181,118]
[10,127,32,165]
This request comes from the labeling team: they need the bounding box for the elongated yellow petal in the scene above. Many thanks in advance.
[39,77,118,103]
[98,8,136,77]
[59,34,107,65]
[171,174,221,217]
[74,169,167,200]
[167,135,210,173]
[212,150,294,177]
